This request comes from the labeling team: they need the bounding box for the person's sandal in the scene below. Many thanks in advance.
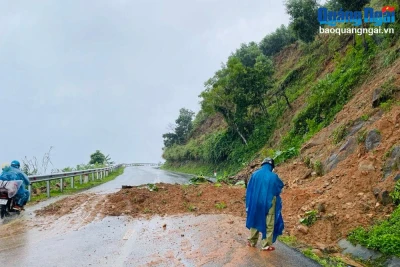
[247,241,256,247]
[261,246,275,251]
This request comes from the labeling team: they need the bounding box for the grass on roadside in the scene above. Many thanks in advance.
[29,167,125,203]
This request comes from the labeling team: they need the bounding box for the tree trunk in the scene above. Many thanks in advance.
[234,123,248,145]
[282,91,292,110]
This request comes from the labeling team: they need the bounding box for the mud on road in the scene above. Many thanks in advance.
[36,183,246,219]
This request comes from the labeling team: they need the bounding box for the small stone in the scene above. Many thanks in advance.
[311,172,317,177]
[359,160,375,172]
[394,174,400,182]
[297,225,309,234]
[317,203,326,213]
[375,202,380,207]
[381,191,392,206]
[373,188,381,197]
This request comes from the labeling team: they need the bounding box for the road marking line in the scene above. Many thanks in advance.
[123,229,134,240]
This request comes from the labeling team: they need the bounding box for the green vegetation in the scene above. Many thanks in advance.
[147,184,159,192]
[300,210,318,226]
[279,235,347,267]
[390,180,400,205]
[285,0,320,43]
[29,167,124,202]
[161,0,400,178]
[360,114,369,121]
[348,206,400,257]
[302,248,346,267]
[215,202,227,209]
[184,202,196,212]
[332,125,347,144]
[89,150,113,165]
[313,161,324,176]
[278,235,298,246]
[357,129,368,144]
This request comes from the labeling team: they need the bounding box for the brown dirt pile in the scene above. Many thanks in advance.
[103,183,245,218]
[234,57,400,251]
[35,193,96,217]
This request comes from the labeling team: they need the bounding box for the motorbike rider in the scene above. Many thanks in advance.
[7,160,30,210]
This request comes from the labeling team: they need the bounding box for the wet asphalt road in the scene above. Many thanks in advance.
[0,166,320,267]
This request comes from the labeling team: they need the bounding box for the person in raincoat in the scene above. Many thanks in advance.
[0,160,30,210]
[246,157,284,251]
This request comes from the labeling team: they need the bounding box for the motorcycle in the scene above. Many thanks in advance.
[0,181,23,219]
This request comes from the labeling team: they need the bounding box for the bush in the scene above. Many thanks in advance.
[348,206,400,257]
[332,125,347,144]
[300,210,318,226]
[313,160,324,176]
[390,180,400,205]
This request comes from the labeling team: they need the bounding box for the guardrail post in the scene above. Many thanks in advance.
[60,178,63,192]
[92,172,94,181]
[47,181,50,197]
[80,175,83,184]
[96,172,99,180]
[28,184,32,201]
[71,176,74,189]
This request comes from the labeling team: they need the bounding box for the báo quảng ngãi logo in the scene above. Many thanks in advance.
[318,6,396,27]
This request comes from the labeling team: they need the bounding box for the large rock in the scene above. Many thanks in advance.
[359,160,375,172]
[372,88,383,108]
[383,146,400,179]
[325,137,357,172]
[365,130,381,151]
[380,191,393,206]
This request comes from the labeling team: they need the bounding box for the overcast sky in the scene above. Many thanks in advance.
[0,0,289,171]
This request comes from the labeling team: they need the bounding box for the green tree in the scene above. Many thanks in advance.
[162,108,195,148]
[89,150,106,164]
[200,51,275,145]
[259,25,297,56]
[232,42,263,68]
[324,0,342,10]
[336,0,370,10]
[285,0,320,43]
[337,0,371,48]
[175,108,195,144]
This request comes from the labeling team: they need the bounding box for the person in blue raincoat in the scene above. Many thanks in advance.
[0,160,30,210]
[246,157,284,251]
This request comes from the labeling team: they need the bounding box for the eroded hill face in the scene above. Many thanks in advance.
[239,57,400,249]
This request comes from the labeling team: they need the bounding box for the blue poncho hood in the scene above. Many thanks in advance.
[245,164,284,240]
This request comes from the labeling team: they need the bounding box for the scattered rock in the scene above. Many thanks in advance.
[395,174,400,182]
[297,225,309,234]
[358,160,375,172]
[317,203,326,213]
[365,130,381,151]
[301,170,312,179]
[380,191,393,206]
[372,88,383,108]
[373,188,381,197]
[311,172,317,177]
[383,146,400,179]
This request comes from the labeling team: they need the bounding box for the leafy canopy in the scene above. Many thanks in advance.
[285,0,320,43]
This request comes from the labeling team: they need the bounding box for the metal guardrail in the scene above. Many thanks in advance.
[28,164,124,199]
